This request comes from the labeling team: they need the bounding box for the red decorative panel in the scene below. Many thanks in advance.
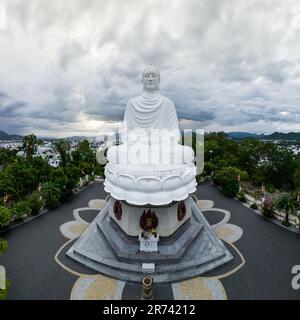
[113,200,122,220]
[177,200,186,221]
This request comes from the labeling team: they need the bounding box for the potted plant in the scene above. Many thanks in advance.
[261,198,274,218]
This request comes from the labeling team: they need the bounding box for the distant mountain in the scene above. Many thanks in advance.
[261,132,300,141]
[227,132,260,139]
[0,130,22,140]
[64,136,90,141]
[228,131,300,141]
[1,129,300,142]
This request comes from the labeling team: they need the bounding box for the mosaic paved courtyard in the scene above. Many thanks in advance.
[1,181,300,300]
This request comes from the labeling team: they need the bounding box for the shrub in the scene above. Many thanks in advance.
[214,166,249,187]
[0,239,8,254]
[214,166,248,198]
[203,161,214,177]
[250,203,258,210]
[94,163,104,177]
[60,177,78,202]
[42,182,61,210]
[0,280,10,300]
[0,206,12,228]
[0,239,9,300]
[12,200,30,223]
[223,180,240,198]
[196,175,203,184]
[266,184,275,193]
[45,195,60,210]
[237,191,246,202]
[254,190,262,201]
[27,192,44,216]
[262,199,274,218]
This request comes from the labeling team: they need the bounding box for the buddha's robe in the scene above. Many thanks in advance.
[107,92,194,165]
[124,92,179,133]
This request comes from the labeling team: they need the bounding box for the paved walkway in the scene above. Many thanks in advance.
[0,181,299,300]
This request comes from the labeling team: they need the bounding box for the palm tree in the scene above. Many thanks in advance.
[276,193,298,227]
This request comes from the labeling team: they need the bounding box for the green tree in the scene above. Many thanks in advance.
[27,192,44,216]
[0,148,17,167]
[294,168,300,191]
[30,156,52,184]
[12,200,30,223]
[72,140,95,175]
[214,166,248,198]
[237,139,261,177]
[214,166,248,185]
[0,206,12,228]
[276,193,298,227]
[54,139,71,167]
[0,157,37,200]
[203,161,215,177]
[41,181,61,210]
[22,133,39,159]
[204,132,240,169]
[93,162,104,177]
[61,165,80,201]
[257,143,295,190]
[223,180,240,198]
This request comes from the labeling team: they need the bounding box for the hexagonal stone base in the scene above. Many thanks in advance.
[66,197,233,283]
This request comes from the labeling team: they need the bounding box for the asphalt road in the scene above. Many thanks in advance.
[196,182,300,300]
[0,181,300,300]
[0,181,108,300]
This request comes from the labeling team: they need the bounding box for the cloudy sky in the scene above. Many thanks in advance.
[0,0,300,137]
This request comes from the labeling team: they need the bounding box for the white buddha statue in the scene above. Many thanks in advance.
[107,65,194,166]
[104,65,197,205]
[124,65,179,134]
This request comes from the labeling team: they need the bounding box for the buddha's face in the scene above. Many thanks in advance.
[142,66,160,91]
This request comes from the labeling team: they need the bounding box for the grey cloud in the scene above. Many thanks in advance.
[0,100,27,118]
[0,91,8,99]
[58,42,88,69]
[1,0,300,136]
[177,107,216,122]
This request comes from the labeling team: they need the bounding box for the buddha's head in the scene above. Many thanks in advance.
[142,64,160,91]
